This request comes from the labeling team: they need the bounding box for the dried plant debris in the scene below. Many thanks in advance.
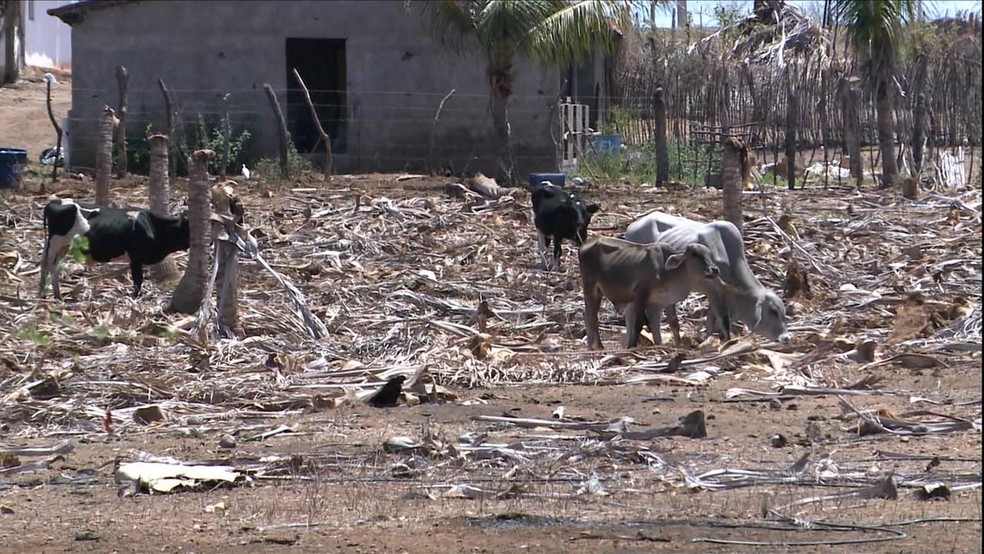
[0,175,981,548]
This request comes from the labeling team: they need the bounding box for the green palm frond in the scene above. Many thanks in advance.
[831,0,915,75]
[524,0,646,65]
[417,0,657,70]
[418,0,481,56]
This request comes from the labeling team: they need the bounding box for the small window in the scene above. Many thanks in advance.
[29,1,36,21]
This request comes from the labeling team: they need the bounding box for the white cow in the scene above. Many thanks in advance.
[624,211,790,343]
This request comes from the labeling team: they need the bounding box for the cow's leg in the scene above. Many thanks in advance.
[664,303,683,345]
[38,237,53,298]
[706,294,731,341]
[583,287,603,351]
[644,303,664,345]
[537,230,551,269]
[43,235,72,300]
[624,299,645,349]
[552,238,563,271]
[129,258,145,298]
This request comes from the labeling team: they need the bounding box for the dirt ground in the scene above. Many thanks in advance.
[0,74,981,553]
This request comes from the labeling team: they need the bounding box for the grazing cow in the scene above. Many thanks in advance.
[624,211,790,343]
[578,236,720,350]
[40,199,191,299]
[530,181,600,270]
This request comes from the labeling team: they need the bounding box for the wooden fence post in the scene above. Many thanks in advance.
[263,83,290,179]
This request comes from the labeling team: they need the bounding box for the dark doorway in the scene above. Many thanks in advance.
[285,38,347,154]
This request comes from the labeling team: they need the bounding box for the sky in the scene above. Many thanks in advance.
[642,0,983,28]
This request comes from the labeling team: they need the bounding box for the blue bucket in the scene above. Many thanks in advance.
[529,172,566,189]
[0,148,28,189]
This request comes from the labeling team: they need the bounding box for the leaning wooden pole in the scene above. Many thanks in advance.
[115,65,129,178]
[291,68,333,176]
[262,83,290,179]
[44,74,62,182]
[169,149,214,314]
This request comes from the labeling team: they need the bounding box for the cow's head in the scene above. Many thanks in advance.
[171,212,191,250]
[665,243,719,279]
[752,291,790,342]
[570,195,600,245]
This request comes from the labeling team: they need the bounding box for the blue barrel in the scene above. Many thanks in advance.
[529,172,566,189]
[0,148,28,189]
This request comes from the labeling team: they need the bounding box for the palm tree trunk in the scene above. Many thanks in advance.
[490,85,516,184]
[721,137,746,235]
[875,76,899,188]
[2,1,20,84]
[148,134,178,282]
[839,78,863,187]
[95,106,117,206]
[912,93,927,174]
[169,149,214,314]
[653,87,669,185]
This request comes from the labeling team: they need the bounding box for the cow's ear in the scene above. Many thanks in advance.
[586,204,600,214]
[665,252,685,270]
[752,297,764,328]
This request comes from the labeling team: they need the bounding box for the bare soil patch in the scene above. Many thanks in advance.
[0,76,981,553]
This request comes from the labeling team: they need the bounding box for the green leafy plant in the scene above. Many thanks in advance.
[580,138,722,186]
[255,135,310,180]
[92,325,110,341]
[69,235,89,263]
[125,124,156,175]
[16,325,51,349]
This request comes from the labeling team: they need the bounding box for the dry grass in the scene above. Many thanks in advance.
[0,170,980,551]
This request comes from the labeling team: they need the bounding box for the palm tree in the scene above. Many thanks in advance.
[169,149,214,314]
[148,134,179,282]
[831,0,915,189]
[95,106,118,206]
[418,0,648,182]
[721,136,748,235]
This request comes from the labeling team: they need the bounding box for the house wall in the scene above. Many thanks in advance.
[66,0,563,179]
[24,0,72,68]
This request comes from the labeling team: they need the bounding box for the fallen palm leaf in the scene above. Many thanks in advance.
[114,461,251,494]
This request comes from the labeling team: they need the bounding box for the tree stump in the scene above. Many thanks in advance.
[169,149,214,314]
[148,134,179,282]
[722,136,749,235]
[95,106,118,206]
[211,181,245,337]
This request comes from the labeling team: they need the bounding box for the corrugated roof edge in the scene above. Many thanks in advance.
[48,1,141,26]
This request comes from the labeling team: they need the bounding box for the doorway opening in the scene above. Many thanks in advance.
[285,38,347,154]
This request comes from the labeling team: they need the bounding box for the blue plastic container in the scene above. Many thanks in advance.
[529,172,566,189]
[0,148,28,189]
[588,134,622,156]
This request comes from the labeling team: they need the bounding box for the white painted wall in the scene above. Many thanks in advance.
[23,0,73,69]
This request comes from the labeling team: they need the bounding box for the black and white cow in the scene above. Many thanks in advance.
[623,211,790,343]
[39,199,191,299]
[530,181,600,271]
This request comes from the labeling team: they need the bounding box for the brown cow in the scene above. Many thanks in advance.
[578,236,720,350]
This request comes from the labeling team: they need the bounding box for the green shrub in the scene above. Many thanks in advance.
[124,118,253,176]
[255,135,310,180]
